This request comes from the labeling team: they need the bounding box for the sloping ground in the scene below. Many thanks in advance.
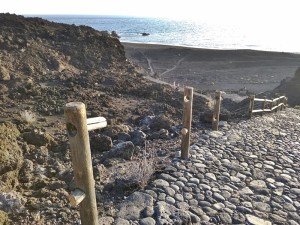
[112,108,300,224]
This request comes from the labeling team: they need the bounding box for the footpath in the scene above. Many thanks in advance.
[102,108,300,225]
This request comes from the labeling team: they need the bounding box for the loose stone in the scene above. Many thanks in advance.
[174,194,184,202]
[245,214,272,225]
[239,187,254,195]
[219,212,232,224]
[213,192,225,201]
[152,179,169,188]
[173,200,188,209]
[188,199,198,207]
[213,203,225,210]
[158,173,177,182]
[253,202,271,212]
[165,196,175,205]
[170,184,180,192]
[249,180,267,190]
[164,187,175,196]
[183,193,193,200]
[188,212,201,223]
[283,202,297,211]
[158,193,166,201]
[205,173,216,181]
[189,177,200,184]
[139,217,156,225]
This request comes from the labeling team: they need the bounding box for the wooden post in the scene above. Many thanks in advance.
[181,86,193,159]
[262,97,266,116]
[212,91,221,131]
[64,102,98,225]
[249,95,255,118]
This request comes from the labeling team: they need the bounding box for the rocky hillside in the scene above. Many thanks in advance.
[274,67,300,106]
[0,13,210,224]
[0,13,208,123]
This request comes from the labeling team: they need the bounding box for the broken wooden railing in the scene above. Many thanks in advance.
[64,102,107,225]
[249,95,288,118]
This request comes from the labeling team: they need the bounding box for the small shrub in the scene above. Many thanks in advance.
[20,110,36,124]
[129,156,155,189]
[108,152,156,191]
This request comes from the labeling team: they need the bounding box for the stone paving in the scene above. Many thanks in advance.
[109,108,300,225]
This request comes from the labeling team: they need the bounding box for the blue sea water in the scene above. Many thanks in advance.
[33,15,299,53]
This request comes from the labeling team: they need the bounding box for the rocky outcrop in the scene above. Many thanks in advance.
[274,67,300,106]
[0,122,22,192]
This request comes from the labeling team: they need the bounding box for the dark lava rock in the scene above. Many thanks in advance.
[149,115,174,131]
[107,141,136,160]
[90,134,112,152]
[22,128,55,147]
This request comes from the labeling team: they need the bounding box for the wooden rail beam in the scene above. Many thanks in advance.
[87,117,107,131]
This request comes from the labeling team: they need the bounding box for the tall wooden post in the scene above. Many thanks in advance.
[64,102,98,225]
[181,86,193,159]
[249,95,255,118]
[212,91,221,131]
[262,97,266,116]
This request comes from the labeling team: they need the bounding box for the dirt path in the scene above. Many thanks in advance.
[160,55,189,77]
[139,50,155,75]
[144,75,212,102]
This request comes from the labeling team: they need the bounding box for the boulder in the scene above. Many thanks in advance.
[155,201,191,225]
[22,128,55,147]
[90,134,112,152]
[0,192,24,213]
[130,130,146,146]
[117,192,153,220]
[107,141,136,160]
[117,132,131,141]
[149,115,173,131]
[103,125,131,139]
[149,129,169,140]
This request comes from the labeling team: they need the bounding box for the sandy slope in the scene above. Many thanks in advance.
[123,42,300,93]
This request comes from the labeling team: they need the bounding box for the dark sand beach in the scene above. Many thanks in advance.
[123,42,300,93]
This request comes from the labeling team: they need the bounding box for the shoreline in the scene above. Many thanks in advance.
[121,41,300,55]
[123,42,300,93]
